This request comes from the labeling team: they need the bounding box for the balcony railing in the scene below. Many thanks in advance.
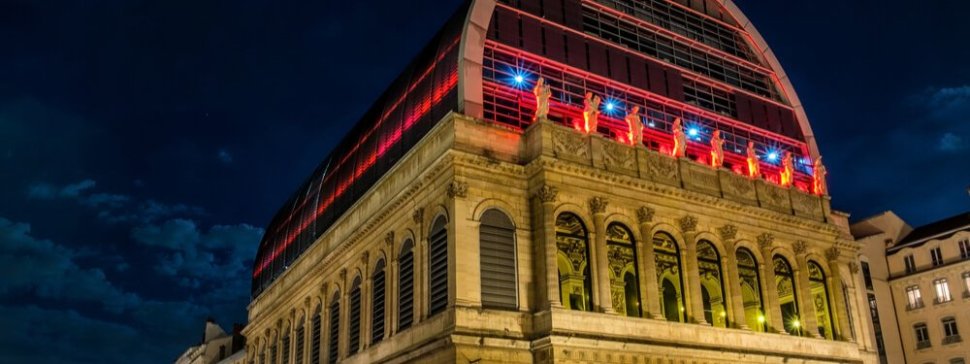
[943,335,962,345]
[916,340,932,349]
[907,301,925,310]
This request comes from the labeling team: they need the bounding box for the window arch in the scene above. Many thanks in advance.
[310,305,321,364]
[348,276,362,355]
[808,260,835,339]
[281,325,291,364]
[556,213,593,311]
[697,240,726,327]
[371,258,386,343]
[736,247,765,331]
[327,292,340,364]
[774,255,800,335]
[428,215,449,315]
[294,317,305,364]
[607,222,640,317]
[480,209,518,309]
[398,239,415,331]
[654,232,686,322]
[269,333,278,364]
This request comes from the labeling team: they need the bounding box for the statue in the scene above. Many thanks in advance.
[672,117,687,158]
[583,92,601,134]
[710,130,724,168]
[780,151,794,187]
[813,157,828,195]
[533,77,551,121]
[625,106,643,146]
[746,141,760,178]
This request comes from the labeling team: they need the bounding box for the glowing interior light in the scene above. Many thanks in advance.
[792,319,801,328]
[513,75,524,84]
[648,121,656,127]
[605,102,615,111]
[757,314,766,323]
[767,152,778,161]
[688,128,699,137]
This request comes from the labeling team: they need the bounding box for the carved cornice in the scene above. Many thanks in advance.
[717,224,738,241]
[412,207,425,225]
[636,206,655,223]
[679,215,698,232]
[447,180,468,199]
[757,233,775,250]
[534,185,559,203]
[792,241,807,255]
[825,247,841,261]
[589,196,609,214]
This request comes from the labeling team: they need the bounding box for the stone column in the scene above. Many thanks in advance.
[534,185,561,310]
[590,197,614,314]
[758,233,785,333]
[321,303,332,363]
[339,268,349,360]
[385,232,397,337]
[718,225,748,329]
[637,206,662,319]
[412,208,426,323]
[793,241,820,338]
[849,261,876,350]
[360,252,371,350]
[450,180,478,308]
[680,215,706,324]
[826,247,853,341]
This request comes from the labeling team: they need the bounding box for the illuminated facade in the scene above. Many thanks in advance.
[852,212,970,364]
[243,1,878,363]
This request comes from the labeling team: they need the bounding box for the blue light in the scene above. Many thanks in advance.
[605,102,615,111]
[688,128,699,137]
[767,152,778,161]
[514,75,524,84]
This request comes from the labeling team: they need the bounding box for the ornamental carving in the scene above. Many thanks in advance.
[339,268,347,280]
[717,224,738,241]
[792,240,807,255]
[825,247,841,261]
[588,196,609,214]
[447,180,468,198]
[757,232,775,250]
[360,252,370,265]
[602,142,635,171]
[678,215,698,232]
[534,185,558,203]
[553,128,589,160]
[412,207,424,225]
[646,153,678,182]
[557,237,588,271]
[636,206,655,223]
[607,245,635,277]
[384,231,394,247]
[848,262,859,274]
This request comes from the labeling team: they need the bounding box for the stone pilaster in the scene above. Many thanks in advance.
[412,207,426,323]
[718,225,747,329]
[637,206,663,319]
[360,252,371,350]
[589,196,614,313]
[680,215,706,324]
[758,233,785,333]
[792,241,821,338]
[826,247,853,342]
[534,185,561,309]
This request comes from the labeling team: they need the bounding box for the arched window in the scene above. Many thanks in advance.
[310,306,321,364]
[295,319,305,364]
[773,255,800,335]
[654,232,685,322]
[348,277,362,355]
[269,336,278,364]
[398,239,415,331]
[809,260,835,339]
[281,327,291,364]
[371,258,386,343]
[697,240,727,327]
[327,292,340,364]
[555,213,592,311]
[428,216,449,315]
[607,223,640,317]
[736,248,765,331]
[480,209,518,309]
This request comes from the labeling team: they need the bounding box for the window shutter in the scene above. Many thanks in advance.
[295,325,304,364]
[327,298,340,364]
[480,210,517,309]
[310,312,321,364]
[348,280,361,355]
[398,241,414,330]
[371,260,386,343]
[428,217,449,315]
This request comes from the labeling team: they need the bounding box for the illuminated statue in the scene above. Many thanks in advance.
[780,151,794,187]
[625,106,643,146]
[672,117,687,158]
[746,141,760,178]
[583,92,601,133]
[710,130,724,168]
[533,77,552,121]
[813,157,828,195]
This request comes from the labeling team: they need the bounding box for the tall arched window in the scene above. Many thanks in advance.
[348,277,362,355]
[327,292,340,364]
[555,213,592,311]
[310,306,321,364]
[654,232,685,322]
[809,260,835,339]
[428,216,449,315]
[607,223,640,317]
[697,240,727,327]
[773,255,800,335]
[269,335,277,364]
[398,239,415,331]
[480,209,518,309]
[736,248,765,331]
[371,258,386,343]
[281,327,291,364]
[294,319,305,364]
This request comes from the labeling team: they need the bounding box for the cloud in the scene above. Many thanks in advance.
[0,218,141,313]
[218,148,233,163]
[27,179,96,200]
[939,132,965,151]
[23,179,206,224]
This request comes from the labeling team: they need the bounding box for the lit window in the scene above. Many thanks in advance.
[943,317,961,344]
[914,323,931,349]
[934,279,952,304]
[904,255,916,274]
[931,247,944,267]
[963,272,970,297]
[960,239,970,260]
[906,285,923,309]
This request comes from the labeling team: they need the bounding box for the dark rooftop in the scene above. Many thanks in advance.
[888,211,970,252]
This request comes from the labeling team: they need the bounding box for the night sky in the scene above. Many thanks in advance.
[1,1,968,363]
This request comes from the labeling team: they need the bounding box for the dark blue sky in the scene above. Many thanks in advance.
[1,1,967,363]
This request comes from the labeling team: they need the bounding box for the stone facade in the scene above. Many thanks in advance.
[241,114,877,364]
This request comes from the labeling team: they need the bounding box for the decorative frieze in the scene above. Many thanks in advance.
[640,149,680,186]
[552,128,590,163]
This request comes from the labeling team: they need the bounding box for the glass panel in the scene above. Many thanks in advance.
[697,241,726,327]
[556,213,593,311]
[808,261,834,339]
[774,255,800,335]
[655,232,685,322]
[607,223,640,317]
[736,248,765,331]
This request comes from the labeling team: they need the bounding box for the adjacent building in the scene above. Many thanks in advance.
[852,212,970,364]
[175,320,247,364]
[244,0,879,363]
